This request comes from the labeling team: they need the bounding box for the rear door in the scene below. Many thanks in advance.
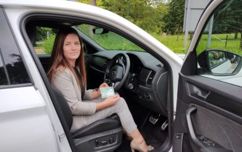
[173,0,242,152]
[0,7,61,152]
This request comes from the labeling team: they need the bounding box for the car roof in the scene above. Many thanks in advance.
[0,0,183,67]
[0,0,85,9]
[0,0,111,16]
[0,0,132,30]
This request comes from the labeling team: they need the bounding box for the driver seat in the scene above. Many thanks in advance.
[52,87,123,152]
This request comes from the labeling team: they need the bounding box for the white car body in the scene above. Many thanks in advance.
[2,0,239,152]
[0,0,182,151]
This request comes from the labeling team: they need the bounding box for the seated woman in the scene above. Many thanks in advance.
[47,27,152,152]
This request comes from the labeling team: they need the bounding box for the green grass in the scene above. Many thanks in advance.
[197,33,242,56]
[77,25,144,51]
[91,32,144,51]
[35,34,56,55]
[90,32,191,53]
[154,33,242,56]
[36,27,241,57]
[152,33,188,53]
[37,32,188,54]
[76,24,188,53]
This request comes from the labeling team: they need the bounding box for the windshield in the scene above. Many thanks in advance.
[76,24,144,51]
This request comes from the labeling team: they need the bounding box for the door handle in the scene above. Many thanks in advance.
[186,106,208,151]
[189,84,210,100]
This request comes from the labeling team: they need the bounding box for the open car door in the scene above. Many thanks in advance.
[173,0,242,152]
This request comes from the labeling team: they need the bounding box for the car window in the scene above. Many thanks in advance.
[0,51,8,85]
[31,26,57,55]
[31,24,144,54]
[196,0,242,87]
[77,24,144,51]
[0,8,31,87]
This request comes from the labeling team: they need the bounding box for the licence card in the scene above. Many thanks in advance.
[100,87,115,98]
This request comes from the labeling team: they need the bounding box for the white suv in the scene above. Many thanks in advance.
[0,0,242,152]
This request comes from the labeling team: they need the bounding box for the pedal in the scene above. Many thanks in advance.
[161,120,168,130]
[149,114,160,125]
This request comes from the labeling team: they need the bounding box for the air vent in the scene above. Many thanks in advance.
[147,70,155,85]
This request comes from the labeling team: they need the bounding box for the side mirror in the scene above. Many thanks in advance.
[92,27,109,35]
[198,49,242,75]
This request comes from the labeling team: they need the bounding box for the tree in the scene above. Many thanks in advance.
[100,0,167,33]
[78,0,90,3]
[90,0,96,5]
[213,0,242,50]
[79,0,102,5]
[163,0,185,34]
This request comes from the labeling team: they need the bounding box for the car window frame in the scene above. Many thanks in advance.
[0,6,32,89]
[187,1,241,87]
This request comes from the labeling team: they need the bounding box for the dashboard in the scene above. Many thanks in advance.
[88,51,169,116]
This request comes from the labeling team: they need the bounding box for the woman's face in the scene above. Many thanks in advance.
[63,33,81,66]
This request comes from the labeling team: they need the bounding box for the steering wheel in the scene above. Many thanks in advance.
[104,53,130,91]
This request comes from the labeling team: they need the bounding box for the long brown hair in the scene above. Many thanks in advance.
[47,27,86,89]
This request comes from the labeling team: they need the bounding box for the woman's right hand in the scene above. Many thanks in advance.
[96,95,120,111]
[99,82,109,89]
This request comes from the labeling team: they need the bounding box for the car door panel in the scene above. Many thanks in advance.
[173,74,242,152]
[0,86,59,152]
[189,105,241,152]
[182,75,242,117]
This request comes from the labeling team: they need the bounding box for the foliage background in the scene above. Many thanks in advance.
[77,0,186,53]
[37,0,241,55]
